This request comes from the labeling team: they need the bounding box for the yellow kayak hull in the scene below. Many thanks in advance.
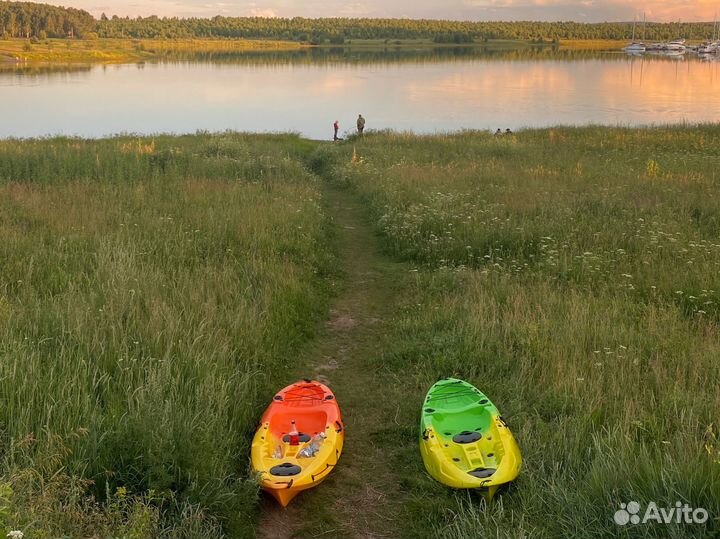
[419,378,521,499]
[251,381,344,507]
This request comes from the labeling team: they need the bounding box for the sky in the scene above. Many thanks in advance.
[54,0,720,23]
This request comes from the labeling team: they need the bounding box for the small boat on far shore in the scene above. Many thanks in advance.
[698,42,720,54]
[635,39,687,57]
[664,38,687,52]
[698,20,720,55]
[623,16,647,53]
[624,42,646,53]
[645,42,665,52]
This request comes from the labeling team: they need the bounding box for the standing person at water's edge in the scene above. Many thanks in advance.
[333,120,340,141]
[357,114,366,136]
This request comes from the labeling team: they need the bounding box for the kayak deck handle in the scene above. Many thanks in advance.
[312,462,336,482]
[311,449,340,482]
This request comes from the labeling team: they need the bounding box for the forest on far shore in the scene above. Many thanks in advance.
[1,0,718,43]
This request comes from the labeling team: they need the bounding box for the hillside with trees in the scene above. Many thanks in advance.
[95,17,715,44]
[0,1,95,38]
[1,0,718,43]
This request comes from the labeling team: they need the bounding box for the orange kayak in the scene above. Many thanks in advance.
[251,380,344,507]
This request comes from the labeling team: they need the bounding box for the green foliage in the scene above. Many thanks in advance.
[0,1,95,38]
[329,127,720,538]
[2,0,719,43]
[93,17,720,43]
[3,128,719,537]
[0,133,333,537]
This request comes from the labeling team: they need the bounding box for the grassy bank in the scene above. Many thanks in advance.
[326,127,720,538]
[0,38,303,64]
[0,37,620,65]
[0,133,332,537]
[559,39,627,49]
[1,127,718,538]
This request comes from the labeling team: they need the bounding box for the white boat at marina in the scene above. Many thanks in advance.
[620,16,690,57]
[644,42,665,52]
[698,42,720,54]
[697,20,720,55]
[623,16,647,53]
[643,39,687,56]
[624,42,646,53]
[664,39,687,52]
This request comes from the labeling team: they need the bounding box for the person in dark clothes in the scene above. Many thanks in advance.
[357,114,366,136]
[333,120,340,141]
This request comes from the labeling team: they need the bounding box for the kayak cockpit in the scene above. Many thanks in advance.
[420,378,521,497]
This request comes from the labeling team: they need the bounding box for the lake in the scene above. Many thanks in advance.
[3,46,720,139]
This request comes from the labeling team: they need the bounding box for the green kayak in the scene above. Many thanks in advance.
[419,378,522,499]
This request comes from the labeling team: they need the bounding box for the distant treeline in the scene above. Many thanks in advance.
[95,18,720,44]
[1,1,719,42]
[0,1,95,38]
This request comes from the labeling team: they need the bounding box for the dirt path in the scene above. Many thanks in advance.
[257,183,409,538]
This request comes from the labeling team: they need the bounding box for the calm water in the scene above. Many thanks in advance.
[3,47,720,139]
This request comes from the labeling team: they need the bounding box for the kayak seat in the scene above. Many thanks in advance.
[468,467,496,479]
[453,431,482,444]
[429,403,486,414]
[431,408,494,435]
[270,463,302,477]
[269,410,329,440]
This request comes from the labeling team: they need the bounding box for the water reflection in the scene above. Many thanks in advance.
[141,45,610,65]
[143,45,720,66]
[1,45,679,75]
[0,63,92,79]
[2,46,719,139]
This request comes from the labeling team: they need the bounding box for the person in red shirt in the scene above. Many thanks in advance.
[333,120,340,141]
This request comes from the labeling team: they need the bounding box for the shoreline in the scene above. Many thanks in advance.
[1,124,719,143]
[0,37,625,65]
[0,38,306,64]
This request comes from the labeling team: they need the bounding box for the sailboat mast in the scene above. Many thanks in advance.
[643,12,646,42]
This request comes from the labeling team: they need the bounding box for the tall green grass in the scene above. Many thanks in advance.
[2,128,718,538]
[332,128,720,538]
[0,133,331,537]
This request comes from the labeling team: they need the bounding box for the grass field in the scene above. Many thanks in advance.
[0,133,332,537]
[559,39,628,49]
[327,127,720,538]
[0,127,718,538]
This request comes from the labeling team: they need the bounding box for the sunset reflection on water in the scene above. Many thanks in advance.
[3,49,719,139]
